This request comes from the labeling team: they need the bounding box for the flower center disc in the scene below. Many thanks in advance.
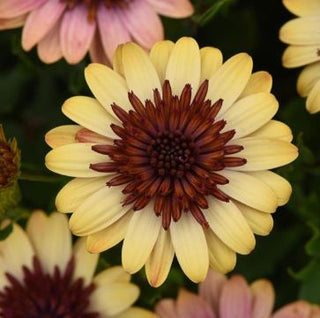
[90,80,246,230]
[0,141,17,187]
[0,257,98,318]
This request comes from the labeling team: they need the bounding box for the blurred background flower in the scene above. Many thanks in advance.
[0,210,156,317]
[0,0,193,64]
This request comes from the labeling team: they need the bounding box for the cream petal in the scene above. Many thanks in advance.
[248,120,293,142]
[113,44,125,77]
[26,211,72,274]
[229,137,298,171]
[239,71,273,98]
[283,0,320,17]
[122,206,162,274]
[87,210,133,253]
[62,96,117,139]
[170,212,209,283]
[235,202,274,236]
[207,53,253,114]
[205,230,237,273]
[200,47,223,82]
[93,266,130,286]
[145,228,174,287]
[89,283,139,316]
[166,37,201,97]
[72,237,98,284]
[280,17,320,45]
[250,279,275,318]
[45,125,81,149]
[297,62,320,97]
[45,143,109,178]
[55,176,109,213]
[122,42,161,101]
[0,223,34,281]
[282,45,320,68]
[218,170,278,213]
[70,185,126,236]
[272,300,311,318]
[84,63,131,114]
[247,171,292,206]
[306,79,320,113]
[206,198,255,255]
[222,93,278,139]
[149,40,175,83]
[114,307,157,318]
[0,14,26,30]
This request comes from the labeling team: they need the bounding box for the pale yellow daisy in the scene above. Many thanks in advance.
[280,0,320,113]
[0,210,155,318]
[45,37,298,287]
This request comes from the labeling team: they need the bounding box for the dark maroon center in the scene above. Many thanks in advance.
[0,141,17,187]
[90,80,246,230]
[0,257,99,318]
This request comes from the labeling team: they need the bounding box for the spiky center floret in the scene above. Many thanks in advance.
[0,257,98,318]
[90,80,246,230]
[63,0,129,20]
[0,141,17,187]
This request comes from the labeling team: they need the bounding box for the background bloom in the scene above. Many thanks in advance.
[280,0,320,113]
[155,270,320,318]
[0,0,193,64]
[0,210,155,317]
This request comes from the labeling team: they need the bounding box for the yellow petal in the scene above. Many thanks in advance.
[170,212,209,283]
[206,198,256,255]
[85,63,131,114]
[207,53,253,114]
[248,171,292,206]
[297,62,320,97]
[93,266,131,286]
[200,46,223,82]
[26,211,72,274]
[62,96,117,139]
[149,40,174,84]
[45,125,81,148]
[122,42,161,101]
[145,229,174,287]
[282,45,320,68]
[45,143,109,178]
[283,0,320,17]
[166,37,201,96]
[219,170,278,213]
[87,210,133,253]
[205,230,237,273]
[249,120,293,142]
[113,307,157,318]
[251,279,275,318]
[235,202,274,236]
[112,44,125,77]
[230,137,298,171]
[122,206,162,274]
[55,177,109,213]
[239,71,273,98]
[280,17,320,45]
[222,93,278,139]
[306,79,320,113]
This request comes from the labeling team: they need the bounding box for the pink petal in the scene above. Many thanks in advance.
[250,279,275,318]
[97,4,131,61]
[37,18,62,64]
[272,301,312,318]
[89,29,110,65]
[22,0,66,51]
[0,14,26,30]
[155,299,178,318]
[311,305,320,318]
[118,0,163,49]
[219,275,252,318]
[60,3,95,64]
[198,270,227,316]
[146,0,194,18]
[176,289,216,318]
[0,0,46,19]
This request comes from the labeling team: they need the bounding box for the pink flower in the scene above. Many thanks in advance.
[0,0,193,64]
[155,270,320,318]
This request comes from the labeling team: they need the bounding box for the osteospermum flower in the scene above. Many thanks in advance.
[0,0,193,64]
[280,0,320,114]
[0,210,155,317]
[45,37,298,286]
[155,270,320,318]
